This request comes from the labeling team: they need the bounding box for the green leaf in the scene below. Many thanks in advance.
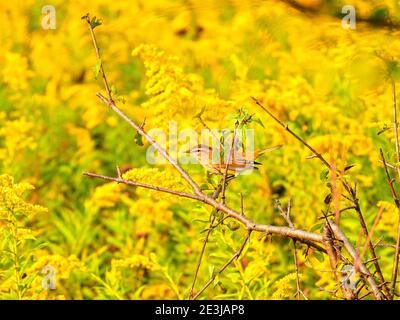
[254,117,265,128]
[90,16,102,29]
[310,222,324,232]
[134,131,143,146]
[314,251,325,263]
[320,169,329,181]
[94,59,102,79]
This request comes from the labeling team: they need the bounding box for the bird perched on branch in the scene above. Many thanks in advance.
[185,144,282,175]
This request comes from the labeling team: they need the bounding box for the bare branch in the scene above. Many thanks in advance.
[96,92,202,194]
[189,182,225,299]
[84,171,325,247]
[328,221,384,300]
[390,80,400,299]
[84,13,201,194]
[251,97,331,170]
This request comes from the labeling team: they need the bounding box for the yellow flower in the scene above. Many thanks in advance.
[122,168,187,198]
[1,52,33,91]
[271,273,298,300]
[111,253,159,272]
[132,44,233,129]
[90,182,123,209]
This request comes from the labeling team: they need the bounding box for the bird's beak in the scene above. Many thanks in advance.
[183,149,191,154]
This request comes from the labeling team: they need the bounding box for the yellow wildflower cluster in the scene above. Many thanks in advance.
[0,174,46,222]
[2,53,33,92]
[132,44,233,129]
[123,168,187,199]
[0,117,37,169]
[111,253,159,272]
[89,182,124,209]
[271,273,298,300]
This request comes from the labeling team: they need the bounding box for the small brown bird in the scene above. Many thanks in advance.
[185,144,282,175]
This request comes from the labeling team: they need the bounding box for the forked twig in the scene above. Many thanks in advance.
[192,230,252,300]
[251,97,331,170]
[276,199,307,300]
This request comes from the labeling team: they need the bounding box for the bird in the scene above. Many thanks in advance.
[184,144,282,175]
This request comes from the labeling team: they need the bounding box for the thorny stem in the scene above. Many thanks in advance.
[328,222,384,300]
[381,148,400,299]
[390,79,400,300]
[343,181,390,298]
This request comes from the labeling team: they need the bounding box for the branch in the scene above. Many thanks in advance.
[342,180,390,298]
[192,230,252,300]
[96,92,202,194]
[189,182,225,299]
[276,199,307,300]
[84,171,325,247]
[82,14,113,103]
[251,97,331,170]
[381,148,400,298]
[84,14,201,195]
[328,221,384,300]
[390,80,400,299]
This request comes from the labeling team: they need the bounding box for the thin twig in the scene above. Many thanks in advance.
[189,183,224,299]
[84,171,325,246]
[221,125,238,204]
[83,14,113,103]
[276,199,307,300]
[252,97,331,170]
[189,120,240,299]
[84,14,201,194]
[196,113,224,149]
[192,230,252,300]
[381,150,400,299]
